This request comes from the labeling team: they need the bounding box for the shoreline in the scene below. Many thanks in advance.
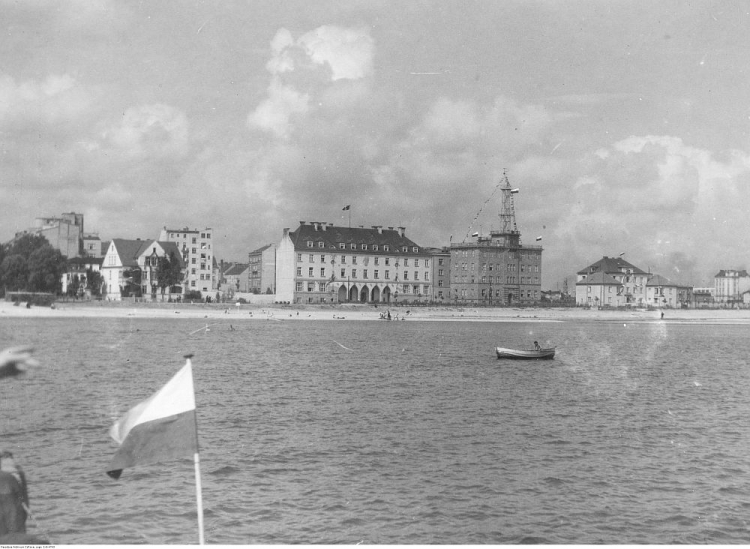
[2,300,750,324]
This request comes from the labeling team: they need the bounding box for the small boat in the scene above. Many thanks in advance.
[495,346,555,360]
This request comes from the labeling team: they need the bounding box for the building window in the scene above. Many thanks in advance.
[385,257,390,266]
[308,267,314,277]
[296,282,303,291]
[307,241,313,248]
[384,246,390,252]
[341,255,346,264]
[320,255,326,263]
[320,268,326,277]
[353,256,358,265]
[362,244,367,250]
[414,271,419,280]
[297,254,302,262]
[318,242,324,248]
[339,243,345,249]
[403,271,409,280]
[385,270,390,280]
[374,270,379,279]
[413,247,418,253]
[352,269,357,278]
[341,268,345,278]
[373,245,378,251]
[363,270,368,278]
[350,244,356,250]
[297,267,302,276]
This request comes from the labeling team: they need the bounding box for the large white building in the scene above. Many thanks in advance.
[102,239,183,300]
[158,226,216,295]
[714,269,750,305]
[276,221,434,304]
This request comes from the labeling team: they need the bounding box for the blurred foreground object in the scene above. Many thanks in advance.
[0,346,40,379]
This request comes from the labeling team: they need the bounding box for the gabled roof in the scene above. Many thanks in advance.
[576,271,622,286]
[249,243,275,254]
[108,239,184,268]
[289,222,423,254]
[224,263,249,276]
[110,239,151,268]
[646,274,676,287]
[577,256,647,276]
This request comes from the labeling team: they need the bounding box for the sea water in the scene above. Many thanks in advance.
[2,316,750,544]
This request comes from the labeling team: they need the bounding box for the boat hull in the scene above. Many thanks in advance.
[495,347,555,360]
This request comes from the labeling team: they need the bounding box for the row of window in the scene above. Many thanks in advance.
[297,253,430,268]
[296,267,430,281]
[456,262,539,273]
[454,276,540,285]
[456,249,540,260]
[296,282,432,294]
[306,241,419,253]
[455,289,540,299]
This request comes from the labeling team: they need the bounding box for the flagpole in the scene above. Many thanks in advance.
[194,453,205,545]
[186,355,205,545]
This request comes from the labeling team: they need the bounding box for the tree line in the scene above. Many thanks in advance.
[0,234,184,299]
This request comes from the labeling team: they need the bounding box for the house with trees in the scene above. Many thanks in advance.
[101,239,184,300]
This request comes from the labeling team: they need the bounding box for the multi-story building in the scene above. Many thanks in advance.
[575,256,650,306]
[276,221,433,304]
[714,269,750,306]
[14,212,85,258]
[425,247,451,303]
[220,262,250,294]
[102,239,183,300]
[692,287,714,307]
[158,226,216,295]
[449,175,542,305]
[248,243,277,294]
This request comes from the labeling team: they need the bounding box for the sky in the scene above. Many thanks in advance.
[2,0,749,289]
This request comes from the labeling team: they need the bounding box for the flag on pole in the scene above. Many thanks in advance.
[342,205,351,211]
[510,188,520,194]
[536,236,543,241]
[106,359,198,480]
[472,232,479,237]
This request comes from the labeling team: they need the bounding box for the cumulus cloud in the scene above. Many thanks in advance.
[553,134,750,285]
[106,103,189,158]
[248,25,374,138]
[0,73,92,127]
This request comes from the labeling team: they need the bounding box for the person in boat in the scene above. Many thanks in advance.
[534,341,541,351]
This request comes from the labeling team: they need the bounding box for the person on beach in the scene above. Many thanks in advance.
[534,341,541,351]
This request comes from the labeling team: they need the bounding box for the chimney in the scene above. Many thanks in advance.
[398,226,405,237]
[283,228,289,238]
[313,222,319,231]
[388,226,393,231]
[300,221,306,226]
[322,223,327,231]
[372,225,382,234]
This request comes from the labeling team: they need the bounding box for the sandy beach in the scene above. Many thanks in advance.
[2,299,750,324]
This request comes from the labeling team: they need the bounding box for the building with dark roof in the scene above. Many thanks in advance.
[576,256,650,306]
[102,239,184,300]
[276,221,434,303]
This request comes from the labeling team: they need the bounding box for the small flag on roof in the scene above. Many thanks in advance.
[510,188,520,194]
[536,236,543,241]
[342,205,351,211]
[472,232,479,237]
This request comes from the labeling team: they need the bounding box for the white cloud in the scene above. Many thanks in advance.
[0,73,91,126]
[248,25,374,137]
[107,103,189,158]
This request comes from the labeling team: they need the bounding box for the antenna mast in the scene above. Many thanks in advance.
[492,169,521,247]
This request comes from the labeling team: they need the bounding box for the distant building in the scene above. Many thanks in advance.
[158,226,216,295]
[713,269,750,306]
[425,247,451,302]
[692,287,714,308]
[646,274,684,308]
[248,243,277,294]
[102,239,184,300]
[576,256,649,306]
[61,257,104,296]
[82,234,108,258]
[276,221,433,304]
[449,175,542,305]
[14,212,85,258]
[220,262,250,294]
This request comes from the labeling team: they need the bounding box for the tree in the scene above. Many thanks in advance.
[67,274,81,297]
[86,268,104,296]
[1,255,28,292]
[27,245,66,293]
[156,252,183,300]
[122,268,142,297]
[6,234,50,259]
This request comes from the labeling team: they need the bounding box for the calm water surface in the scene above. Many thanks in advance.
[2,315,750,544]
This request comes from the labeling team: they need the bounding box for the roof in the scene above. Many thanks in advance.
[576,271,622,286]
[715,269,750,278]
[646,274,676,287]
[289,222,423,254]
[249,243,275,255]
[577,256,647,276]
[224,263,249,276]
[110,239,184,268]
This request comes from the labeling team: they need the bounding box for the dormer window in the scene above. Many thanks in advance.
[318,242,324,248]
[339,243,345,249]
[350,243,356,250]
[373,245,378,251]
[307,241,313,248]
[413,247,418,253]
[402,246,407,253]
[362,244,367,250]
[384,245,389,252]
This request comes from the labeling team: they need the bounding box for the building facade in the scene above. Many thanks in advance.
[576,256,650,306]
[713,270,750,305]
[61,257,104,296]
[13,212,85,258]
[449,175,542,305]
[426,247,451,303]
[646,274,684,308]
[102,239,183,300]
[276,221,433,304]
[158,226,216,295]
[248,243,277,294]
